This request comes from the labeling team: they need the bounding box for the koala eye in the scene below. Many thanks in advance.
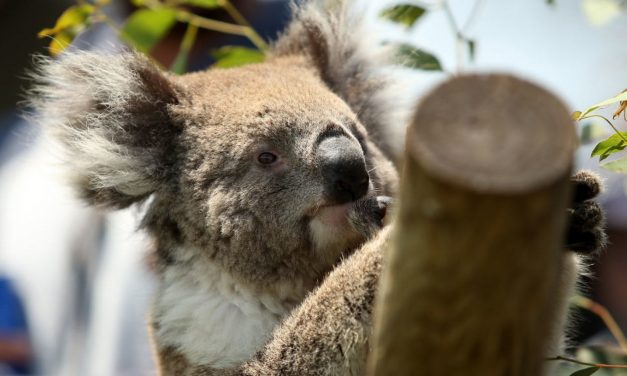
[257,152,278,165]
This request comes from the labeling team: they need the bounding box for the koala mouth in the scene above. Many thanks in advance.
[307,201,359,257]
[307,195,390,261]
[315,203,353,227]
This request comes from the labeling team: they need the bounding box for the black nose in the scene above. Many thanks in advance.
[318,135,369,204]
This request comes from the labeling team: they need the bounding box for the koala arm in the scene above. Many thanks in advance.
[229,172,607,376]
[233,226,390,376]
[190,173,605,376]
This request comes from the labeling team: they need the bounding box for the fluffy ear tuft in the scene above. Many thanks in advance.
[272,1,410,159]
[28,51,182,209]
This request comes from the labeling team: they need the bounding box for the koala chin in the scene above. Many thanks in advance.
[30,0,605,375]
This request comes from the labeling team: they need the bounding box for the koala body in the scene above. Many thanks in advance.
[33,1,399,373]
[31,0,605,375]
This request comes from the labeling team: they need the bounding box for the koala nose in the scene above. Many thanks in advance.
[318,135,369,204]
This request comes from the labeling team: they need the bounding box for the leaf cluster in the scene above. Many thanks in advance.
[379,2,479,72]
[39,0,266,73]
[41,1,485,75]
[379,3,442,71]
[573,91,627,173]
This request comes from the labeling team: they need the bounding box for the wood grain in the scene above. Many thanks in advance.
[369,74,576,376]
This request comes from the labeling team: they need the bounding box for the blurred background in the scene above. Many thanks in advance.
[0,0,626,374]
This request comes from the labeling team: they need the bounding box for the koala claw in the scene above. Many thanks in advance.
[375,196,393,223]
[565,171,607,256]
[572,170,602,202]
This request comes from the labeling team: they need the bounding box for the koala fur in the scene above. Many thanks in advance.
[30,0,605,375]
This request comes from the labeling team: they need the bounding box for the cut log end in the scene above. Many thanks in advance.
[408,74,577,194]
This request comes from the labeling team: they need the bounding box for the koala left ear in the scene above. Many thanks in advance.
[30,51,182,209]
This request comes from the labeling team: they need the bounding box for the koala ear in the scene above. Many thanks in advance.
[273,2,405,160]
[30,51,182,209]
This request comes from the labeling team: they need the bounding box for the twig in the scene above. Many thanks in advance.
[461,0,485,34]
[571,295,627,353]
[440,1,463,71]
[171,22,198,73]
[222,0,250,27]
[139,0,268,51]
[92,8,122,35]
[441,0,483,72]
[547,355,627,369]
[581,115,627,143]
[222,0,268,50]
[175,9,267,51]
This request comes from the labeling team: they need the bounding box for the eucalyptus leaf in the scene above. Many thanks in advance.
[579,91,627,119]
[380,4,426,27]
[38,4,94,56]
[122,8,177,53]
[602,157,627,173]
[591,132,627,161]
[38,4,94,37]
[211,46,265,69]
[393,44,442,71]
[47,32,74,56]
[569,366,599,376]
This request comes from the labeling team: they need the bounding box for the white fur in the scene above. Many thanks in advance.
[154,248,307,368]
[310,206,351,248]
[309,206,363,267]
[29,52,160,200]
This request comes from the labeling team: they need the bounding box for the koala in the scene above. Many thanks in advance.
[30,0,605,375]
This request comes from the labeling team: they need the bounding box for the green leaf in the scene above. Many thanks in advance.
[48,32,74,56]
[602,157,627,173]
[467,39,476,62]
[547,0,555,5]
[38,4,94,56]
[38,4,94,37]
[380,4,426,27]
[569,366,599,376]
[591,132,627,160]
[572,111,583,120]
[580,91,627,119]
[211,46,265,69]
[182,0,222,9]
[122,8,177,53]
[393,44,442,71]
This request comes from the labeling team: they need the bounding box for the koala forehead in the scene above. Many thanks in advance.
[171,57,359,141]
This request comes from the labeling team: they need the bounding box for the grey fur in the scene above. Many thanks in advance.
[29,1,400,370]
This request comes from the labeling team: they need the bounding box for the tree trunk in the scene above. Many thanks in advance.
[369,75,576,376]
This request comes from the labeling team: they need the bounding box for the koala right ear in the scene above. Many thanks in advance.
[30,51,182,209]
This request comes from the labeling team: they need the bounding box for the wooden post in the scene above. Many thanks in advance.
[369,75,577,376]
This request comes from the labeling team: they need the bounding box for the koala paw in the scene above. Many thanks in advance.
[348,196,393,239]
[565,171,607,255]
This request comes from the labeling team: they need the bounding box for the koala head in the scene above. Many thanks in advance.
[33,52,398,288]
